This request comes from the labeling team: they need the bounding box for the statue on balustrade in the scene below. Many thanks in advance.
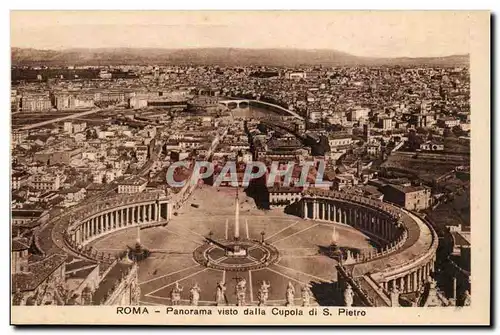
[189,283,201,306]
[235,277,247,306]
[257,281,271,306]
[285,281,295,306]
[344,283,354,307]
[215,281,227,306]
[170,282,184,306]
[81,286,93,305]
[390,285,400,307]
[301,284,312,307]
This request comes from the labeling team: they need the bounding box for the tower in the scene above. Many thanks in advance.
[356,160,363,178]
[363,124,371,143]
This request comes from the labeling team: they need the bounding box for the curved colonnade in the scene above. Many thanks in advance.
[60,191,172,262]
[301,189,438,294]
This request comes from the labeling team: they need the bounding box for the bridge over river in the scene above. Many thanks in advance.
[218,97,304,121]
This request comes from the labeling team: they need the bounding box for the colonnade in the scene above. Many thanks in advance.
[382,257,436,293]
[70,201,172,246]
[302,198,399,242]
[302,195,437,295]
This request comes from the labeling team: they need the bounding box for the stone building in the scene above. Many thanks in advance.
[382,184,431,211]
[11,248,68,306]
[117,176,148,194]
[268,186,303,208]
[21,93,52,112]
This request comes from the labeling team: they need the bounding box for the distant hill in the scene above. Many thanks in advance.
[11,47,469,67]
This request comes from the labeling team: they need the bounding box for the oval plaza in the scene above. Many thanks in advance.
[39,181,438,307]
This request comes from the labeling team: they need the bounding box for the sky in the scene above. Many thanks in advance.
[10,11,473,58]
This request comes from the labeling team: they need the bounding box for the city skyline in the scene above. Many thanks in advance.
[11,11,472,58]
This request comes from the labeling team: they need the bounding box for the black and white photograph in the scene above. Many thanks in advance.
[9,10,490,325]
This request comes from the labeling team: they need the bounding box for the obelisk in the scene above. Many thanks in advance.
[234,188,240,241]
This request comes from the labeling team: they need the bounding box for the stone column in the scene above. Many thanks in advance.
[303,201,307,219]
[148,204,152,222]
[103,213,108,231]
[400,276,406,293]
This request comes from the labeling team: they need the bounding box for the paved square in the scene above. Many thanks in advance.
[89,187,375,306]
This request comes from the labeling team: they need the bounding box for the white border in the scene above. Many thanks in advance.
[2,2,497,334]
